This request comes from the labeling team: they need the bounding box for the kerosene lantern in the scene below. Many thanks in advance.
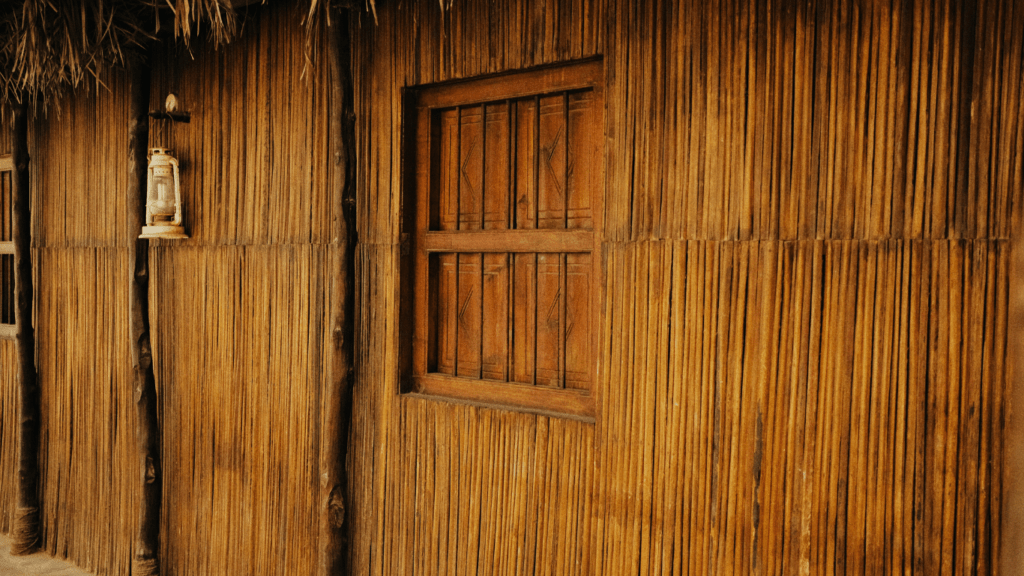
[139,148,188,239]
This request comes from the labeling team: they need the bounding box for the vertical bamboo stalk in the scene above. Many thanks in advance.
[321,8,358,576]
[127,58,162,576]
[10,100,40,556]
[1004,236,1024,574]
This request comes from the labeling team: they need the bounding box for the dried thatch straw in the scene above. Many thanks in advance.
[0,0,240,109]
[0,0,384,110]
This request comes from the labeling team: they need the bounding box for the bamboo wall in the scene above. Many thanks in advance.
[0,2,337,576]
[350,0,1022,575]
[147,2,337,575]
[0,0,1019,574]
[0,72,144,574]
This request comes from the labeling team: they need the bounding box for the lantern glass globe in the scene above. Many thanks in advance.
[149,167,177,216]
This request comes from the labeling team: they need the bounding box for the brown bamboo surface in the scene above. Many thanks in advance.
[0,67,143,574]
[2,1,341,574]
[350,0,1022,575]
[146,3,339,575]
[0,344,16,534]
[148,3,334,248]
[0,0,1020,574]
[150,244,330,576]
[1005,237,1024,574]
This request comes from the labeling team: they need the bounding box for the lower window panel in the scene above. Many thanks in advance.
[431,251,592,391]
[1,253,13,325]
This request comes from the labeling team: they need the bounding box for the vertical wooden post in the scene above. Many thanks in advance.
[127,58,162,576]
[10,101,41,556]
[320,8,358,576]
[1005,237,1024,574]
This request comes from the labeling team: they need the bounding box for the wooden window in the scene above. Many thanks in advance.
[402,60,603,421]
[0,156,14,338]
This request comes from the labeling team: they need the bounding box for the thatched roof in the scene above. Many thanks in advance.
[0,0,378,109]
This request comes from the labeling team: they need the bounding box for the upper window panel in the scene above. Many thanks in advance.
[403,60,604,421]
[433,89,599,232]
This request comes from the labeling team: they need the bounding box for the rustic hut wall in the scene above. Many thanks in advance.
[7,72,144,574]
[146,2,337,575]
[0,3,337,576]
[350,1,1023,575]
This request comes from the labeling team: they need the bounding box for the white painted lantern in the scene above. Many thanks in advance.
[140,148,187,239]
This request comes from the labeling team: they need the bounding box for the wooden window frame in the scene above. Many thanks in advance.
[400,60,604,422]
[0,155,14,339]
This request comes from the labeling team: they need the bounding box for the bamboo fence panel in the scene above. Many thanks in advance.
[0,115,9,153]
[151,244,329,576]
[0,3,337,575]
[148,2,333,247]
[31,74,131,248]
[145,4,338,575]
[1005,238,1024,574]
[33,247,138,575]
[0,343,16,534]
[0,72,145,575]
[350,0,1019,574]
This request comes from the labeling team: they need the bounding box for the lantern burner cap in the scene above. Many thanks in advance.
[150,147,173,156]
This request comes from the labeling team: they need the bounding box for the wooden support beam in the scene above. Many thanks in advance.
[320,8,358,576]
[1005,237,1024,574]
[127,58,162,576]
[10,101,41,557]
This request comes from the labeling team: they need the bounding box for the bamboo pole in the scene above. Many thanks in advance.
[127,58,162,576]
[320,7,358,576]
[1004,236,1024,574]
[10,100,40,556]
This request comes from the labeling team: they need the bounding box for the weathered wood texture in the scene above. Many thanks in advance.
[349,0,1022,574]
[11,101,42,556]
[127,60,161,576]
[321,9,359,576]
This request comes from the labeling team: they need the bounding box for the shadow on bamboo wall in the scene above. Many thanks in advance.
[350,0,1021,574]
